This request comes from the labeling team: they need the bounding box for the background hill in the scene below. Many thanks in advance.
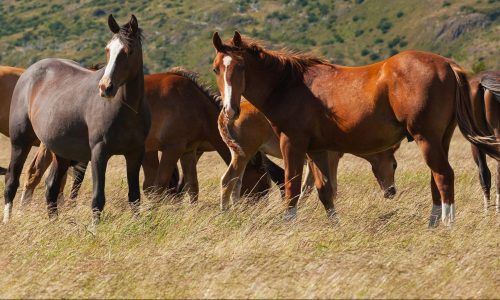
[0,0,498,83]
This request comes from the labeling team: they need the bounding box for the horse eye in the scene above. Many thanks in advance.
[213,68,219,74]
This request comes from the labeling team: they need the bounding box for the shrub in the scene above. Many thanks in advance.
[396,11,404,18]
[361,49,369,56]
[374,38,384,44]
[377,18,393,33]
[355,29,364,37]
[388,36,401,48]
[370,53,380,61]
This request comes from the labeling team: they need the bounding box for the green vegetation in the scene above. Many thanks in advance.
[0,0,498,85]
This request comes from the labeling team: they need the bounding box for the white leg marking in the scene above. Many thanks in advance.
[20,189,34,206]
[429,203,442,227]
[483,194,490,212]
[442,203,455,227]
[3,202,12,224]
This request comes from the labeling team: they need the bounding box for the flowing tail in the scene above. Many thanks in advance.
[0,166,6,175]
[451,63,500,161]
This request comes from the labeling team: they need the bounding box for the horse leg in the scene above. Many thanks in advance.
[142,151,159,196]
[327,151,342,199]
[299,159,315,202]
[4,144,32,223]
[69,162,88,201]
[90,143,109,225]
[416,136,455,227]
[220,154,249,210]
[307,151,336,220]
[280,134,307,220]
[154,145,185,200]
[496,160,500,213]
[471,144,491,211]
[21,144,53,205]
[125,150,144,218]
[45,155,70,219]
[180,150,199,204]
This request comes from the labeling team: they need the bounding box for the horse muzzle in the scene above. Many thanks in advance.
[99,78,115,98]
[223,106,240,120]
[384,185,396,199]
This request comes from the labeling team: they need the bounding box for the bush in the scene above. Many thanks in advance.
[388,37,401,48]
[377,18,392,33]
[370,53,380,61]
[266,11,290,21]
[396,11,404,18]
[361,49,369,56]
[374,38,384,44]
[355,29,364,37]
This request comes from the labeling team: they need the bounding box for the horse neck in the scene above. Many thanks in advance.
[242,56,283,112]
[121,60,144,113]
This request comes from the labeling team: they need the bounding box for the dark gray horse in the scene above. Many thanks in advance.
[4,14,150,224]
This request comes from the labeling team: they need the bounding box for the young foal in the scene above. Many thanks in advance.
[467,71,500,212]
[218,99,399,209]
[4,15,149,224]
[212,32,474,227]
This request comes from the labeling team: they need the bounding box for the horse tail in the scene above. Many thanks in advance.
[451,63,500,160]
[217,112,245,157]
[0,166,6,175]
[260,152,285,188]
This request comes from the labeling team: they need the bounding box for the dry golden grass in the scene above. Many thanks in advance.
[0,132,498,299]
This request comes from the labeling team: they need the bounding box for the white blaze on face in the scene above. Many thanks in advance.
[222,55,233,110]
[103,37,125,83]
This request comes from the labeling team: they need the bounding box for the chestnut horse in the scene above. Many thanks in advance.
[218,99,399,209]
[0,66,24,175]
[4,15,149,224]
[19,68,280,205]
[212,32,476,227]
[467,71,500,212]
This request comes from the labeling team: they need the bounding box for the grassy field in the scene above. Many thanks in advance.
[0,130,498,298]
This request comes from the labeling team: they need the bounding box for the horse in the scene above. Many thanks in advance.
[211,32,478,227]
[467,71,500,212]
[218,99,400,209]
[0,66,24,175]
[19,68,282,206]
[4,15,149,224]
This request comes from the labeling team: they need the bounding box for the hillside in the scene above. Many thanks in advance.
[0,0,498,84]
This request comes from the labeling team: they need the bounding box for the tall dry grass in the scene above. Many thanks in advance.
[0,132,498,298]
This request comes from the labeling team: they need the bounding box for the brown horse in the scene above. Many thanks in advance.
[0,66,78,201]
[211,32,476,227]
[0,66,24,175]
[467,71,500,212]
[4,15,149,224]
[218,99,399,209]
[20,68,280,205]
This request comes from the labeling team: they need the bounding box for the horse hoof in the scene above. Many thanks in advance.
[220,200,230,211]
[428,203,442,228]
[284,206,297,221]
[3,203,12,224]
[92,211,101,226]
[326,208,338,224]
[20,189,33,206]
[47,208,58,220]
[441,203,455,227]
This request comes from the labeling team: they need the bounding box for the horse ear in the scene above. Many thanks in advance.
[108,14,120,34]
[129,14,139,35]
[233,31,242,47]
[212,32,224,52]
